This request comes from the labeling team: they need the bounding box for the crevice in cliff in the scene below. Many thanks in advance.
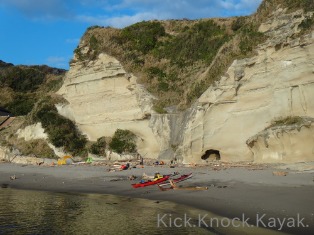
[201,149,221,161]
[66,73,126,87]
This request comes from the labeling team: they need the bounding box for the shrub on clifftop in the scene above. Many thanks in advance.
[120,21,166,54]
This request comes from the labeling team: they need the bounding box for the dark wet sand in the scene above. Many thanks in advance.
[0,163,313,234]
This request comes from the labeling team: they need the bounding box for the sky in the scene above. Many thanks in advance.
[0,0,262,70]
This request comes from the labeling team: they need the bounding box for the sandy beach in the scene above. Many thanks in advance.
[0,162,313,234]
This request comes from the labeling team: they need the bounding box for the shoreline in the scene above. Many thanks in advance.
[0,162,313,234]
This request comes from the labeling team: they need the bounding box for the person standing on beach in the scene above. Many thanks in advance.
[138,153,145,168]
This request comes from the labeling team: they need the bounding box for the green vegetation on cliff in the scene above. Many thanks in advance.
[75,17,267,109]
[72,0,313,111]
[89,136,107,156]
[156,20,229,65]
[15,139,56,159]
[119,21,166,54]
[0,61,86,158]
[0,63,65,116]
[109,129,136,154]
[267,0,314,12]
[34,101,87,156]
[267,116,308,129]
[0,60,140,158]
[5,94,36,116]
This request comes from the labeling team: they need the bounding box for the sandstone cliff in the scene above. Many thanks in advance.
[181,8,314,163]
[247,118,314,162]
[57,53,160,158]
[55,6,314,163]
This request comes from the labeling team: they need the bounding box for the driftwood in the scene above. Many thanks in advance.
[273,171,288,176]
[158,180,208,191]
[158,185,172,191]
[10,175,17,180]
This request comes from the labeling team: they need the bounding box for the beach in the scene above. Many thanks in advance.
[0,162,313,234]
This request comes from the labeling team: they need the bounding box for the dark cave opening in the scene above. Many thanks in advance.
[201,149,221,161]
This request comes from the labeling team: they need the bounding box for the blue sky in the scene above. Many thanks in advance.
[0,0,262,70]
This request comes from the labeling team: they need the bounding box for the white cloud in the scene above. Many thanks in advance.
[77,12,166,28]
[101,0,262,17]
[219,0,262,11]
[106,12,167,27]
[0,0,72,20]
[46,56,68,68]
[1,0,263,25]
[65,38,80,44]
[46,56,65,63]
[77,0,263,28]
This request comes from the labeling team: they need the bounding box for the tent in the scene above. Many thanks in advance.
[85,157,93,164]
[57,156,74,165]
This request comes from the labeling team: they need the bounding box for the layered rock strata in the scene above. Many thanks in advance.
[181,9,314,163]
[57,53,160,158]
[247,119,314,163]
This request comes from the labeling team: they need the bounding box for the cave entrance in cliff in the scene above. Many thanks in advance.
[201,149,221,161]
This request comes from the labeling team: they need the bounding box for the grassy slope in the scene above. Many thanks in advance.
[0,61,66,116]
[73,0,313,112]
[0,62,90,158]
[0,61,67,158]
[75,0,313,112]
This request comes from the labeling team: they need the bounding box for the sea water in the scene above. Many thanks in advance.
[0,188,287,235]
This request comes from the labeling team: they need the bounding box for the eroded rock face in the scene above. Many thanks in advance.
[181,9,314,163]
[0,147,8,161]
[57,53,160,158]
[247,120,314,163]
[16,123,47,141]
[0,146,56,165]
[149,112,190,161]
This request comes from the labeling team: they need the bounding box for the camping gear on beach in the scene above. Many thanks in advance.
[120,163,130,170]
[131,175,170,188]
[153,161,165,165]
[142,173,154,180]
[153,172,163,181]
[57,156,74,165]
[86,157,93,164]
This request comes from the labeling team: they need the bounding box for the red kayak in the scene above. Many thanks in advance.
[132,175,170,188]
[158,173,193,187]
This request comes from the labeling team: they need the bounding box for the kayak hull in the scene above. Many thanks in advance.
[158,173,193,187]
[132,175,170,188]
